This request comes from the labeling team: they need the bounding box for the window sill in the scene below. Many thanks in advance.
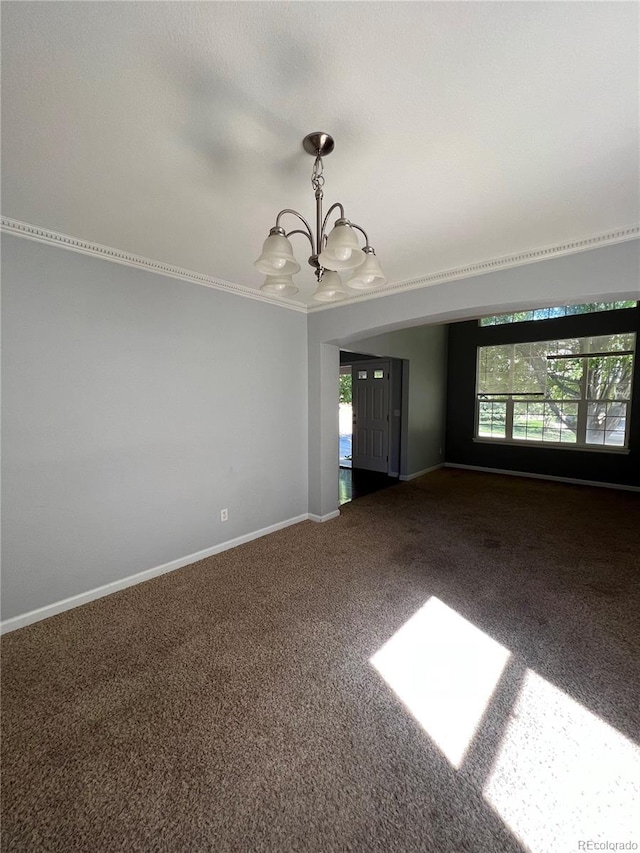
[473,437,630,454]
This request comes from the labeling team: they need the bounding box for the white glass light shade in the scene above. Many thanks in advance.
[260,274,299,297]
[318,224,365,271]
[347,253,387,290]
[313,271,348,302]
[254,233,301,275]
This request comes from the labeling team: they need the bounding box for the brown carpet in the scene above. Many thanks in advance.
[2,469,639,852]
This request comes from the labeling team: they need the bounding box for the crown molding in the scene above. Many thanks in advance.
[0,217,308,313]
[309,224,640,312]
[3,216,637,315]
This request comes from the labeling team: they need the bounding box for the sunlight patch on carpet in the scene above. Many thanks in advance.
[483,669,640,853]
[370,596,511,767]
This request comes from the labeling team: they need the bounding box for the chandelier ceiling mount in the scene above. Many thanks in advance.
[302,131,335,158]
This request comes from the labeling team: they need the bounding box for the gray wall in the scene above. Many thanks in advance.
[307,241,639,517]
[347,327,448,476]
[1,235,309,621]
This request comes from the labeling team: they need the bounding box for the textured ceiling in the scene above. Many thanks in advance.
[2,2,638,307]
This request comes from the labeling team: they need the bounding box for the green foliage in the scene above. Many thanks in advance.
[480,302,637,326]
[339,374,352,404]
[478,333,634,441]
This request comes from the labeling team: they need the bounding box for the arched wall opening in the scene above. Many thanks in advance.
[306,241,639,518]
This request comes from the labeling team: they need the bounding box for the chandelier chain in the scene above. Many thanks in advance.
[311,154,325,193]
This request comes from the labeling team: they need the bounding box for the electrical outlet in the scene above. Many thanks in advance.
[220,508,228,522]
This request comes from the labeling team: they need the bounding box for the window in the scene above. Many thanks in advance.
[479,302,637,327]
[476,333,635,449]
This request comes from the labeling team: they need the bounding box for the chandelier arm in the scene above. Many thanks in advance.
[275,209,314,240]
[349,223,370,248]
[285,229,315,252]
[321,202,345,238]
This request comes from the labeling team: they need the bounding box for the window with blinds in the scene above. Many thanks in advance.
[476,333,635,448]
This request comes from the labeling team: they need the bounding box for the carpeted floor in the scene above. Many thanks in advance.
[2,469,639,852]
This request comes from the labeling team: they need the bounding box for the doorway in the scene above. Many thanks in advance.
[339,352,401,506]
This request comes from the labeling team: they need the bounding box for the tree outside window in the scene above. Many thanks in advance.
[477,333,635,448]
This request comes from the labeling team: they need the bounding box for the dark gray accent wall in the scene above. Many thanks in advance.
[446,306,640,486]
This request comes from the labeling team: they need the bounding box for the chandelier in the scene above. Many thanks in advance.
[254,132,386,302]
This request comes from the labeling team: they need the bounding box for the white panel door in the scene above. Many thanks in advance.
[351,360,390,473]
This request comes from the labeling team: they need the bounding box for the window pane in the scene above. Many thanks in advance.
[513,400,578,444]
[512,344,547,395]
[586,402,627,447]
[477,345,513,394]
[549,306,567,319]
[587,353,633,401]
[513,402,543,442]
[478,401,506,438]
[547,357,582,400]
[533,307,551,321]
[478,344,544,395]
[373,369,384,379]
[358,370,367,380]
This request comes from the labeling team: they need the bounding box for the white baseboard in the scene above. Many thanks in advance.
[0,513,310,635]
[444,463,640,492]
[399,463,444,482]
[308,509,341,523]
